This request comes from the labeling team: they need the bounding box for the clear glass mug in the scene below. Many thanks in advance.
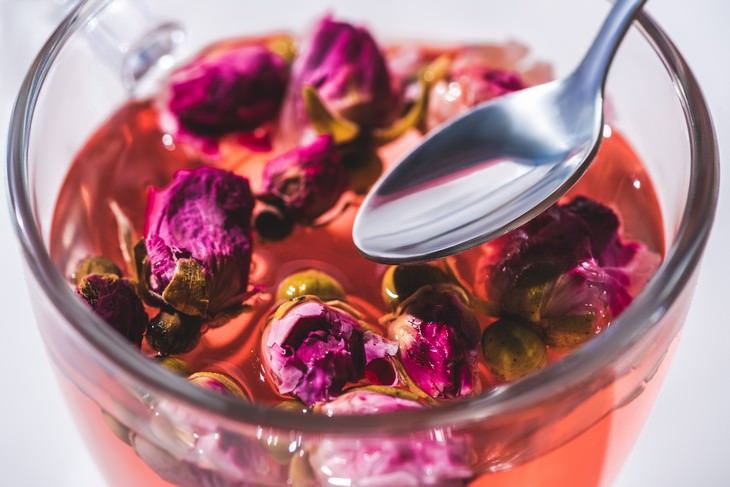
[5,0,719,486]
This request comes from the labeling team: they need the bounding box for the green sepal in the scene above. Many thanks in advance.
[162,258,209,317]
[303,85,360,144]
[372,55,450,145]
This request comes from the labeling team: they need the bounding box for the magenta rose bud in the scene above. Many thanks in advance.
[144,166,255,318]
[308,389,474,486]
[258,134,346,223]
[167,45,287,138]
[478,196,660,349]
[427,53,526,129]
[261,298,398,406]
[281,15,396,140]
[388,285,481,399]
[76,274,148,347]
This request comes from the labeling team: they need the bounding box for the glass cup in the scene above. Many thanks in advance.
[6,0,719,485]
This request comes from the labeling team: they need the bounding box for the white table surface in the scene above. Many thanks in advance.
[1,1,727,485]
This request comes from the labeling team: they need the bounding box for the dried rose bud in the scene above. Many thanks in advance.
[381,263,450,310]
[282,15,396,140]
[307,389,473,486]
[72,256,122,284]
[145,166,255,318]
[477,197,661,351]
[167,45,287,138]
[427,52,526,129]
[261,297,398,406]
[482,319,548,382]
[76,274,147,347]
[388,284,481,399]
[258,135,346,228]
[276,269,346,303]
[188,371,247,399]
[146,308,203,356]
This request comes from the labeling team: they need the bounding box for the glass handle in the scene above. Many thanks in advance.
[82,0,185,93]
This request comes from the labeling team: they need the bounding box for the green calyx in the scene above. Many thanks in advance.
[72,256,122,284]
[161,258,209,317]
[302,86,360,145]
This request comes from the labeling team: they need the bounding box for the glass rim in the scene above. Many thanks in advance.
[5,0,720,434]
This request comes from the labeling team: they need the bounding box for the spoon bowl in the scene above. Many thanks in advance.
[354,0,646,262]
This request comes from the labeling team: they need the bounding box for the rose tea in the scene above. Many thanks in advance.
[50,14,665,487]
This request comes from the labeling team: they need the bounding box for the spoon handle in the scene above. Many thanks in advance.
[574,0,648,93]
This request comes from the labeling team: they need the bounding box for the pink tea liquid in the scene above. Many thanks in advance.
[49,40,666,487]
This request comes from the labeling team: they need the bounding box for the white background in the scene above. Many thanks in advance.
[0,1,727,485]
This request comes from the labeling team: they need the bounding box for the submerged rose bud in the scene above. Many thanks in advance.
[477,196,661,350]
[145,167,255,318]
[167,45,287,138]
[388,284,481,399]
[76,274,147,347]
[307,389,473,486]
[258,135,345,227]
[261,297,397,406]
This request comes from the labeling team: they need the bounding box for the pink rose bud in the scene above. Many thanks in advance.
[144,167,255,318]
[478,196,660,350]
[168,45,287,138]
[261,298,398,406]
[76,273,148,348]
[280,15,397,142]
[308,389,474,486]
[389,285,481,399]
[259,135,346,224]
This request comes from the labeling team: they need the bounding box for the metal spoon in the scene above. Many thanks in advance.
[353,0,647,263]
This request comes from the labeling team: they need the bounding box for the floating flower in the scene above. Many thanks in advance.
[144,167,255,319]
[256,135,346,237]
[477,196,661,350]
[305,388,474,486]
[166,45,288,154]
[261,297,398,406]
[76,273,147,347]
[281,15,396,143]
[388,284,481,399]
